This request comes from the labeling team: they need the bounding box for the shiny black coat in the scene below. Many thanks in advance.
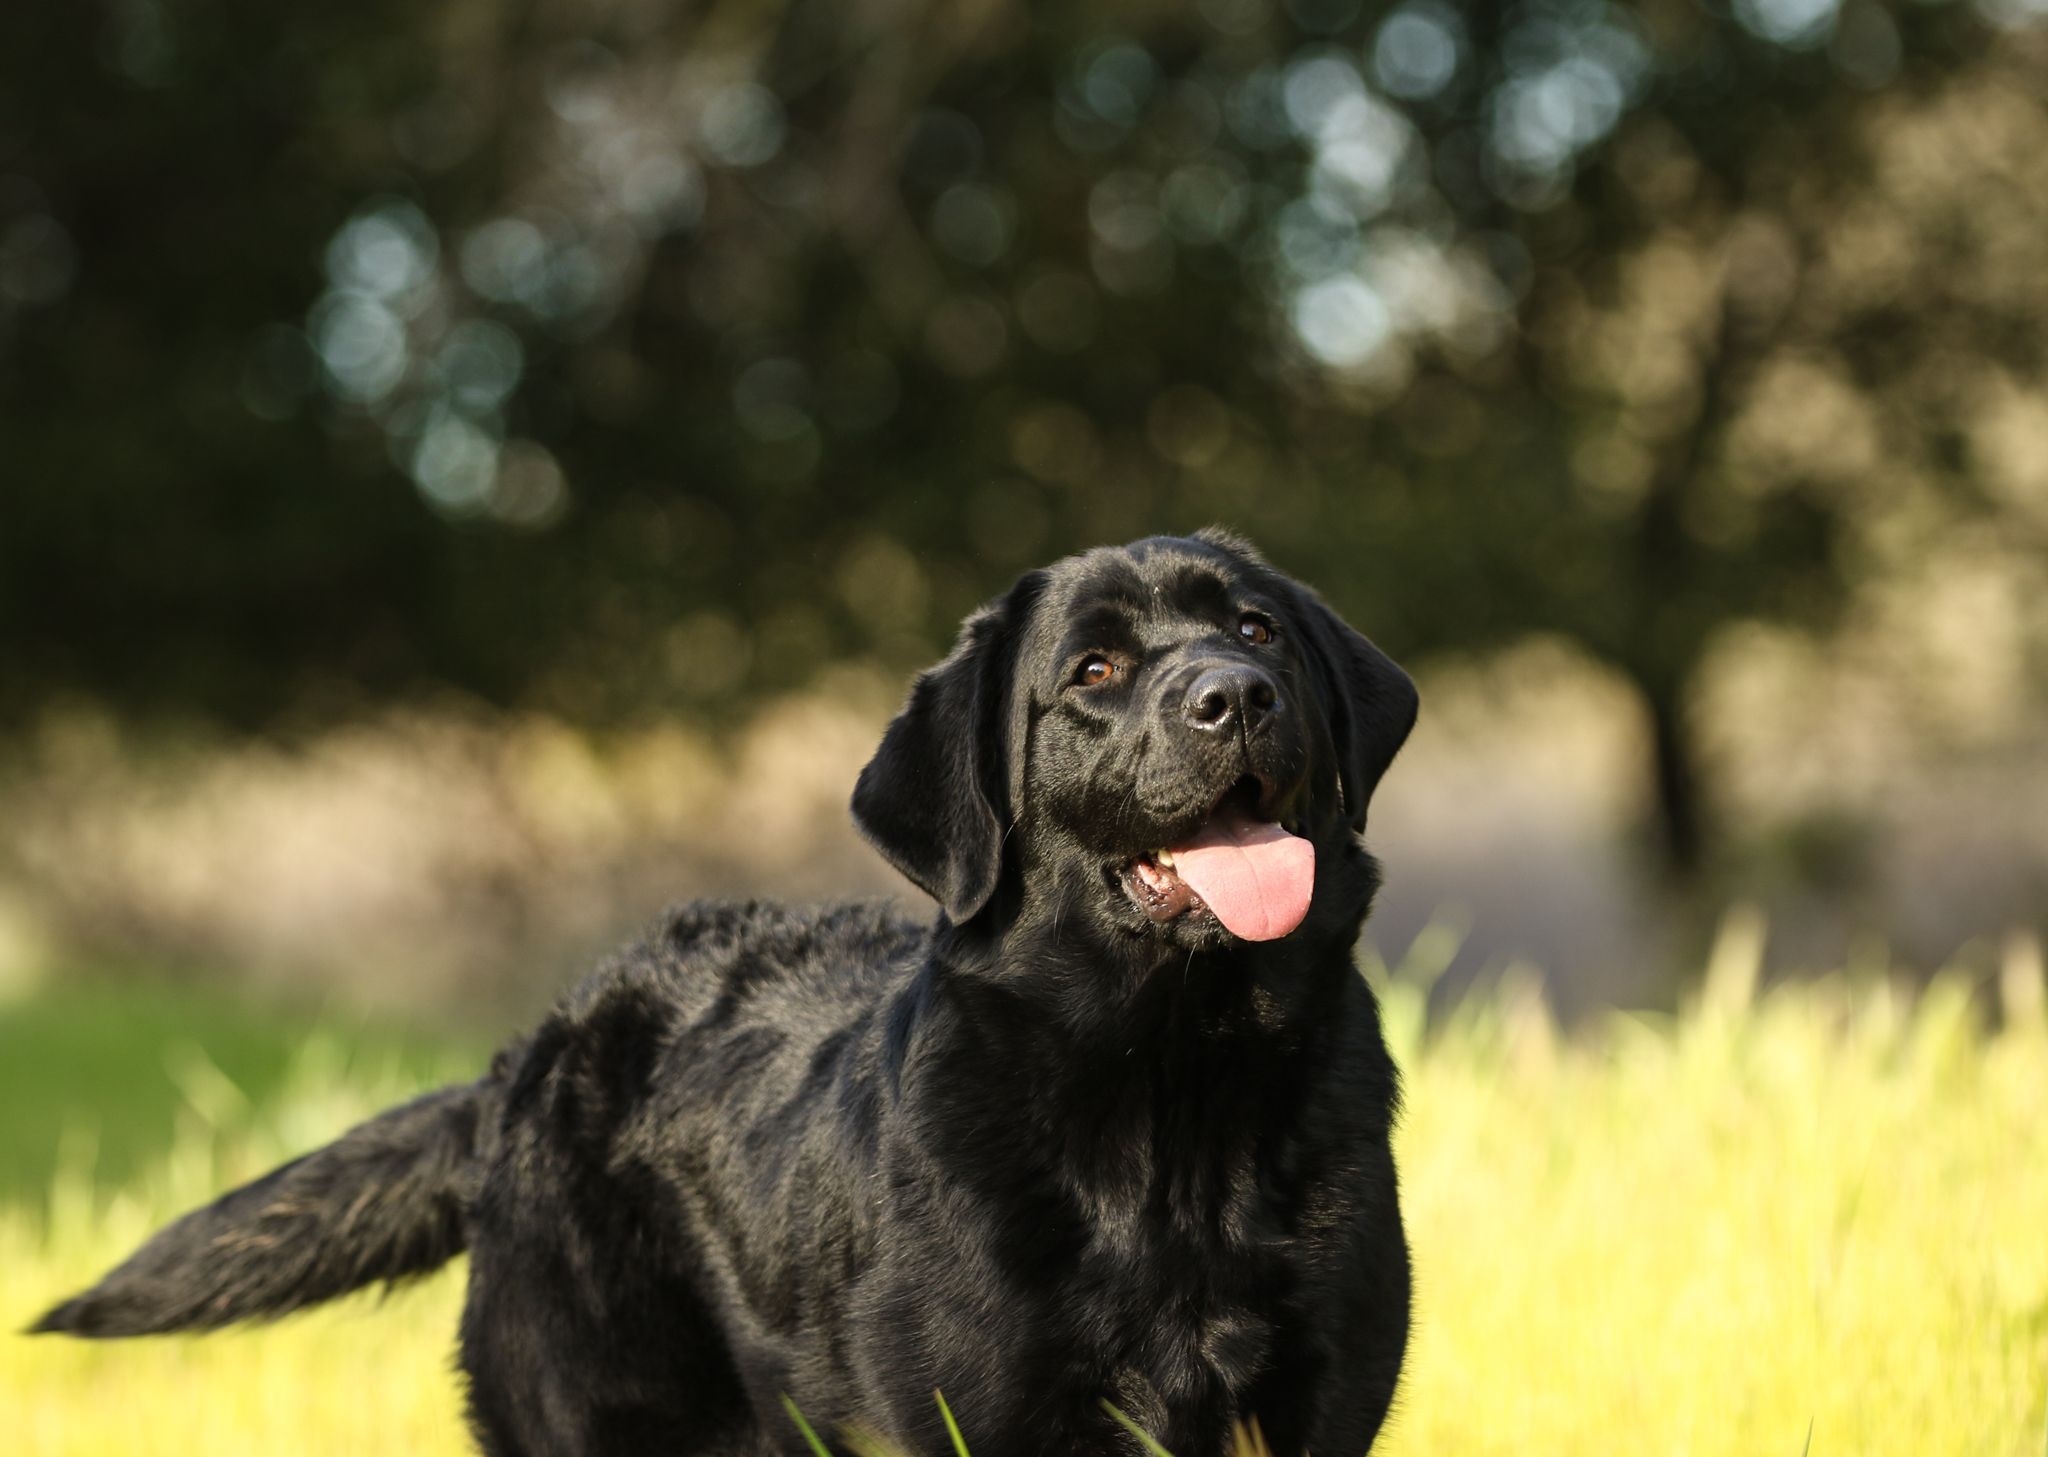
[38,532,1418,1456]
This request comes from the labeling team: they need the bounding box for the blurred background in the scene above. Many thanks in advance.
[14,10,2048,1447]
[4,0,2048,1028]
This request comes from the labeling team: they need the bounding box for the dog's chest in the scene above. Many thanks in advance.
[1113,1252,1280,1389]
[1055,1150,1302,1418]
[1071,1256,1290,1455]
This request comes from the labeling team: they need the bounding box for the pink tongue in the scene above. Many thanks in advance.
[1169,812,1316,942]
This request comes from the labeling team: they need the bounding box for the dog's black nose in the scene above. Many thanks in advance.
[1182,664,1279,734]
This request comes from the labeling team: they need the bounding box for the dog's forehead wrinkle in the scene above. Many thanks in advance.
[1034,547,1275,682]
[1057,550,1149,602]
[1165,562,1238,616]
[1056,601,1144,660]
[1053,543,1237,607]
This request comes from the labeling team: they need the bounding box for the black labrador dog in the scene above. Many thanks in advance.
[35,530,1418,1456]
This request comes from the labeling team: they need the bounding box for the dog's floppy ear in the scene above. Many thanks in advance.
[1291,587,1418,832]
[852,572,1043,924]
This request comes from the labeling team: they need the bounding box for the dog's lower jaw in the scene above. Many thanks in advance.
[1119,857,1206,923]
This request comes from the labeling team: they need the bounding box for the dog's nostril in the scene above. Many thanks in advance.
[1183,666,1283,732]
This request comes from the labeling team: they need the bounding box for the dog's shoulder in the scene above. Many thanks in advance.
[490,899,927,1159]
[543,899,922,1014]
[654,897,927,969]
[645,898,929,1013]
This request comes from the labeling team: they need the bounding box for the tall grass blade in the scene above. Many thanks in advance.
[934,1390,971,1457]
[1100,1401,1176,1457]
[1703,902,1766,1020]
[838,1424,909,1457]
[1801,1416,1812,1456]
[782,1395,834,1457]
[1230,1418,1274,1457]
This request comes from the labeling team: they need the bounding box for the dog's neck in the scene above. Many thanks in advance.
[899,919,1366,1214]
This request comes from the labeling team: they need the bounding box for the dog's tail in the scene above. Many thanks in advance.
[29,1079,490,1338]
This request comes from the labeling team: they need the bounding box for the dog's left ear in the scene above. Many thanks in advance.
[852,572,1043,925]
[1291,588,1418,833]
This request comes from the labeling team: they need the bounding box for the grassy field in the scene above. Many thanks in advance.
[4,926,2044,1455]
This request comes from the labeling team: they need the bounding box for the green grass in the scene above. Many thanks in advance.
[4,939,2044,1455]
[0,978,483,1201]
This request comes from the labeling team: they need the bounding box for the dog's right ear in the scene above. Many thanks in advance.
[852,572,1044,926]
[1289,586,1418,834]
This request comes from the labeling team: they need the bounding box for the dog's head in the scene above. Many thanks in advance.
[852,531,1416,956]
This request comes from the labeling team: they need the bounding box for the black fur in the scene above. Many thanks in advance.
[30,1082,483,1335]
[34,533,1419,1456]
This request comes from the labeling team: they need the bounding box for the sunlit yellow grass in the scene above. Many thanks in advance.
[1372,918,2048,1457]
[6,926,2045,1455]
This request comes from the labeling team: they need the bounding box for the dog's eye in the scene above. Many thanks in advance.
[1075,655,1118,687]
[1238,615,1274,646]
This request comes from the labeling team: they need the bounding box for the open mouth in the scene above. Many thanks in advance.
[1120,776,1316,943]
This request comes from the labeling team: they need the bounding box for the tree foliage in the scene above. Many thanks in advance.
[5,0,2046,870]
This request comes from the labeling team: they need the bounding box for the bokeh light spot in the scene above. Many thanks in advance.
[543,41,621,126]
[1374,4,1465,101]
[1080,43,1159,128]
[1196,0,1271,37]
[698,84,786,168]
[309,292,409,404]
[1292,275,1391,367]
[1089,171,1163,251]
[733,357,813,443]
[324,201,439,312]
[461,217,550,306]
[410,410,500,516]
[1282,53,1368,140]
[440,319,525,416]
[490,440,570,529]
[931,183,1016,267]
[1735,0,1842,48]
[621,154,706,236]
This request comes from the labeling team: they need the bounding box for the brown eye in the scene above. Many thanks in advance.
[1238,615,1273,645]
[1076,655,1118,687]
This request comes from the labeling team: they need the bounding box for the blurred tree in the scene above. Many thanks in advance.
[4,0,2046,876]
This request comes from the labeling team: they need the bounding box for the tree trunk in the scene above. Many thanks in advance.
[1640,674,1706,878]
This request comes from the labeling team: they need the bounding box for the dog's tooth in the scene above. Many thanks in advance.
[1155,849,1175,868]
